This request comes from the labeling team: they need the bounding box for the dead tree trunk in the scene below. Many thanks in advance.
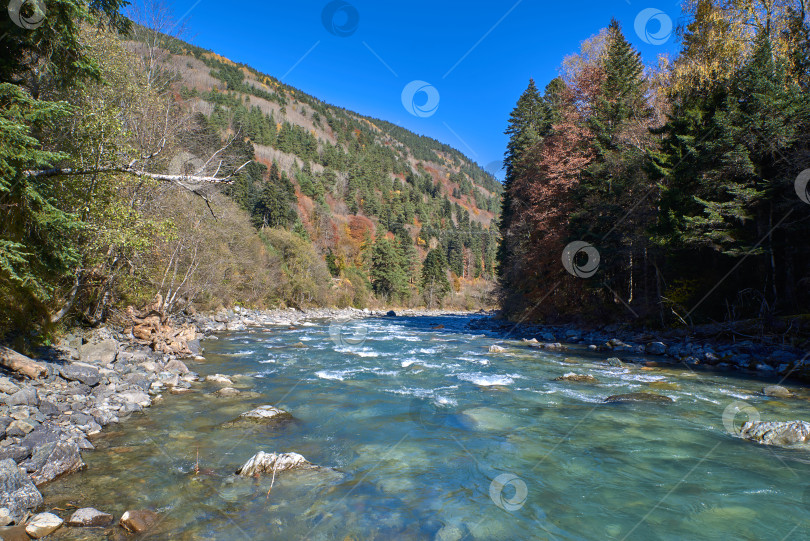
[0,347,48,379]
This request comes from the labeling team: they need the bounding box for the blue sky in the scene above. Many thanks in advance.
[161,0,685,178]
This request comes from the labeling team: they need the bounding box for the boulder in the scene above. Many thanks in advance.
[165,359,189,374]
[236,405,293,425]
[762,385,793,398]
[187,339,202,356]
[4,387,38,407]
[645,342,667,356]
[0,459,42,524]
[205,374,233,386]
[80,340,119,365]
[0,446,30,462]
[0,507,11,527]
[0,378,20,395]
[214,387,241,398]
[5,420,34,438]
[20,425,66,451]
[605,357,624,367]
[236,451,317,477]
[119,509,158,533]
[24,512,62,539]
[604,392,673,404]
[555,373,598,384]
[67,507,113,527]
[123,372,151,391]
[58,363,100,387]
[739,420,810,446]
[118,391,151,408]
[23,441,84,485]
[488,345,507,353]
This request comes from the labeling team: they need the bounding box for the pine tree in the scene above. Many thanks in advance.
[497,79,554,287]
[370,237,408,301]
[421,248,450,308]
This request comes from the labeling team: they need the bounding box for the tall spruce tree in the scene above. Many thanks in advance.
[497,79,554,286]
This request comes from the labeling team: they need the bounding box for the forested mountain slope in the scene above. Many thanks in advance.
[127,28,502,284]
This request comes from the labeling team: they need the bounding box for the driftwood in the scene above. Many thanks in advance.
[0,346,48,379]
[126,295,196,356]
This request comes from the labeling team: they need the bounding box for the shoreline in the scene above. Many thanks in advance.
[1,307,807,535]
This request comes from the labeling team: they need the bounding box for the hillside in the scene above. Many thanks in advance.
[125,30,502,285]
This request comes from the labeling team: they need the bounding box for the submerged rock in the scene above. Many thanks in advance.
[605,357,624,367]
[762,385,793,398]
[119,509,158,533]
[739,420,810,446]
[236,451,318,477]
[604,392,673,404]
[214,387,241,398]
[67,507,113,527]
[555,373,598,384]
[0,459,42,524]
[25,513,62,539]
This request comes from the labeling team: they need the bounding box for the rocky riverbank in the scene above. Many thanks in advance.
[0,306,402,536]
[473,317,809,382]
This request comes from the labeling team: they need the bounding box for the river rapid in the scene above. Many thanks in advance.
[42,314,810,540]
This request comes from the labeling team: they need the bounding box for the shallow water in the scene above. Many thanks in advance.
[42,315,810,540]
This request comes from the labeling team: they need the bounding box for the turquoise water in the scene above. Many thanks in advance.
[43,315,810,540]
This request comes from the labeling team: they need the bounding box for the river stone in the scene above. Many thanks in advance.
[24,441,85,485]
[165,359,189,374]
[605,357,624,367]
[739,420,810,446]
[604,392,673,404]
[762,385,793,398]
[215,387,241,398]
[4,387,38,407]
[462,407,513,431]
[236,451,317,477]
[25,512,62,538]
[5,420,34,438]
[67,507,113,527]
[555,373,598,384]
[646,342,667,355]
[0,459,42,524]
[0,446,30,462]
[20,425,66,451]
[237,405,292,424]
[118,391,151,407]
[0,378,20,395]
[123,372,151,391]
[489,345,507,353]
[205,374,233,386]
[38,400,61,416]
[187,339,202,355]
[0,507,11,526]
[58,363,100,386]
[119,509,158,533]
[81,340,119,365]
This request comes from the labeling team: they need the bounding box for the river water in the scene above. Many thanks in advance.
[42,315,810,540]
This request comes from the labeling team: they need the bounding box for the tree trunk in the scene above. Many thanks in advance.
[0,347,48,379]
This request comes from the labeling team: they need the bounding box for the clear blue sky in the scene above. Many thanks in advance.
[161,0,684,178]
